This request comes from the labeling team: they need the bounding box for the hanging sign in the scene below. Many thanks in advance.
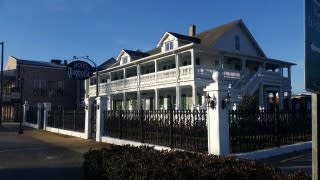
[66,60,93,80]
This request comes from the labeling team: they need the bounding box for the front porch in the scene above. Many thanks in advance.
[107,85,207,110]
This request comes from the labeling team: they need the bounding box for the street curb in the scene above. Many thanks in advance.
[234,141,311,160]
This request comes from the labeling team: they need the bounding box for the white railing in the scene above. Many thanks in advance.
[179,65,193,79]
[263,71,282,85]
[109,79,124,91]
[99,82,107,94]
[89,85,96,95]
[124,76,138,89]
[223,70,241,79]
[140,73,155,87]
[157,68,176,83]
[195,66,214,79]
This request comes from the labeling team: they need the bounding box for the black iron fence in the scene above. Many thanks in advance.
[26,106,38,124]
[104,110,207,152]
[229,110,311,153]
[48,110,85,132]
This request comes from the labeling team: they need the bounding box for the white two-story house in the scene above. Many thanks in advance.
[86,19,295,111]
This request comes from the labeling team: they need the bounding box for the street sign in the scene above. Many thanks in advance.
[66,60,93,80]
[306,0,320,92]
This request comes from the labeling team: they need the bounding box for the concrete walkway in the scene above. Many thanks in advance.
[0,123,112,180]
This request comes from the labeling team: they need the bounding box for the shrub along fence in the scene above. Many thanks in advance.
[229,110,311,153]
[47,109,85,132]
[104,110,207,152]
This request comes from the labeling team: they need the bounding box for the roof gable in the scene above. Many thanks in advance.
[157,32,200,47]
[116,49,149,62]
[98,57,117,70]
[195,19,266,57]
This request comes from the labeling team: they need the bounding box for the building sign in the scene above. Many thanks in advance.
[305,0,320,92]
[67,60,93,80]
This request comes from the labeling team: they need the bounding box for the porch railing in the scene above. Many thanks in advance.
[229,110,311,153]
[104,110,207,152]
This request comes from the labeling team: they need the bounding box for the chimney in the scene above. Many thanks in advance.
[189,24,196,36]
[51,59,62,64]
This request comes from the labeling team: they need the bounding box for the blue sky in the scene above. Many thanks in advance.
[0,0,304,93]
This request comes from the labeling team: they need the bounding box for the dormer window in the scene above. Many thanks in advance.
[165,41,174,51]
[122,56,128,64]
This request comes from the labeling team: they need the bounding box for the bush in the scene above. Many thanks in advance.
[83,145,310,180]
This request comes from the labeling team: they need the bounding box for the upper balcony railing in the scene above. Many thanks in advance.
[89,63,290,96]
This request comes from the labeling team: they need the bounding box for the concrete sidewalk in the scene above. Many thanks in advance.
[0,123,112,180]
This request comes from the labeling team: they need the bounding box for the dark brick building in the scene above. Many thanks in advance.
[2,56,84,122]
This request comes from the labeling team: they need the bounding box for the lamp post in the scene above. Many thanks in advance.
[0,41,4,127]
[73,56,98,98]
[18,77,23,134]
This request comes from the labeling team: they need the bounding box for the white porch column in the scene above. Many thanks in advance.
[154,60,158,82]
[190,49,195,66]
[155,89,159,110]
[137,90,141,110]
[176,85,181,110]
[106,95,112,110]
[137,64,141,110]
[84,97,94,139]
[122,92,126,110]
[37,103,42,129]
[259,84,264,109]
[96,96,106,142]
[288,91,292,111]
[288,67,291,83]
[241,58,246,75]
[85,79,89,98]
[175,53,181,110]
[122,69,126,89]
[23,101,29,124]
[218,55,224,69]
[279,88,284,110]
[192,84,197,109]
[43,102,51,131]
[204,71,230,155]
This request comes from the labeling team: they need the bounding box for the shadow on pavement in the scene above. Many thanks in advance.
[0,167,83,180]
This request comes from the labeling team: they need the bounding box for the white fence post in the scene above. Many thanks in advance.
[204,71,230,155]
[37,103,42,129]
[84,97,94,139]
[96,96,106,142]
[43,102,51,130]
[23,100,29,124]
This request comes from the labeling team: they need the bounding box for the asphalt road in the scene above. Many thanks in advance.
[0,123,111,180]
[259,149,312,175]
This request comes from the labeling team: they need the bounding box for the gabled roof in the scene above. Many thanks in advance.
[157,32,200,47]
[116,49,149,61]
[167,32,201,44]
[98,57,117,70]
[123,49,149,59]
[195,19,266,57]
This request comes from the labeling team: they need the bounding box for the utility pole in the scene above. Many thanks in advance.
[0,41,4,127]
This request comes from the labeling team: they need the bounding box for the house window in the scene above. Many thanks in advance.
[165,41,174,51]
[56,81,64,96]
[122,56,128,64]
[33,80,48,96]
[195,58,200,65]
[235,35,240,51]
